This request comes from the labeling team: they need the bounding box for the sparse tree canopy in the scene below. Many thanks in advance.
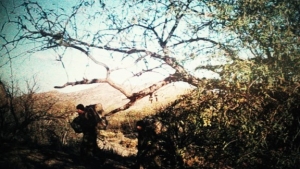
[213,0,300,78]
[1,0,299,115]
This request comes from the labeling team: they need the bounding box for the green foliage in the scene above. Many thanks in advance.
[138,78,300,168]
[213,0,300,60]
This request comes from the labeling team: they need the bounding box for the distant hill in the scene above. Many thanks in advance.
[41,82,194,117]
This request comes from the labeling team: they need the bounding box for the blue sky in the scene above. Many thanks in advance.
[0,0,252,93]
[0,0,155,93]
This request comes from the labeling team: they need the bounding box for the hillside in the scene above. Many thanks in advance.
[0,82,193,169]
[47,82,193,115]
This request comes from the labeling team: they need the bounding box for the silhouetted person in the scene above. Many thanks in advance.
[71,104,100,164]
[135,117,160,169]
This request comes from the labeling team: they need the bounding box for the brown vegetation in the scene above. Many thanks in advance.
[0,80,190,168]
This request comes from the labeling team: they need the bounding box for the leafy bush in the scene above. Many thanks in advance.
[138,78,300,169]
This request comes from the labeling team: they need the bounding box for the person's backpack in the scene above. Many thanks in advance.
[70,116,83,133]
[86,103,108,130]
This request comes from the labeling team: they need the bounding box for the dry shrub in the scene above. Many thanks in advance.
[97,130,138,157]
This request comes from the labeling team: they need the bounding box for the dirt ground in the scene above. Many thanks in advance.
[0,131,138,169]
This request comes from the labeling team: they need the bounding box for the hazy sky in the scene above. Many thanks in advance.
[0,0,165,93]
[0,0,249,93]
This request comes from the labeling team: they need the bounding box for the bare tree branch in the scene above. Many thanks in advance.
[105,75,177,116]
[0,0,233,115]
